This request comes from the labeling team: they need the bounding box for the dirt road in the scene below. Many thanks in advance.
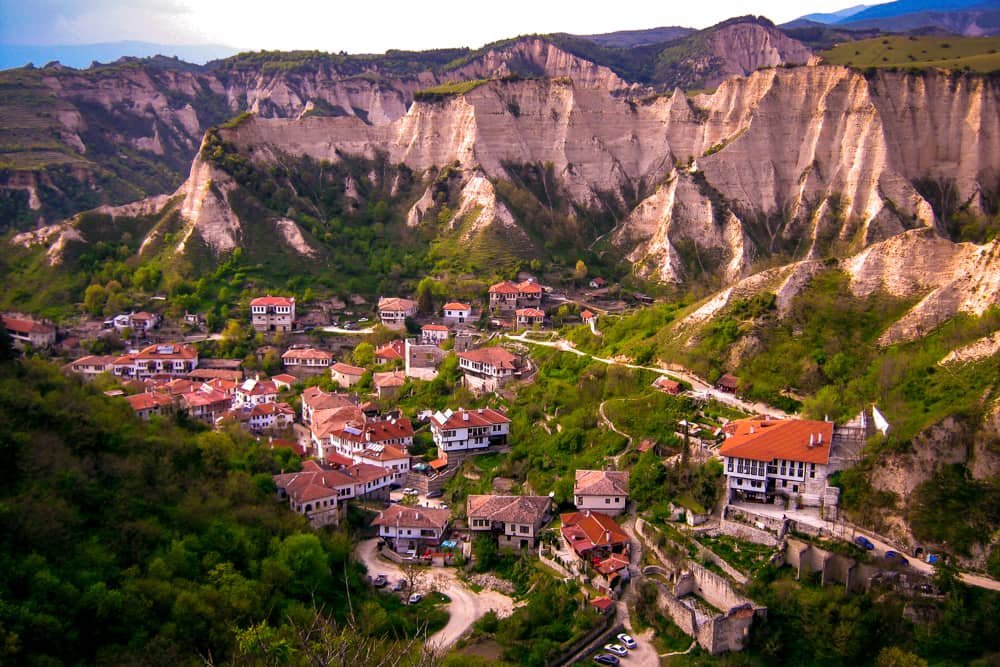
[354,538,515,652]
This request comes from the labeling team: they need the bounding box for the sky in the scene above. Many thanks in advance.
[0,0,862,52]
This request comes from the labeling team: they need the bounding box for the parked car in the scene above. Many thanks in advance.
[616,633,637,650]
[358,317,369,322]
[603,643,628,657]
[884,550,910,567]
[403,488,419,496]
[438,502,449,509]
[408,593,423,605]
[392,579,407,591]
[854,535,875,550]
[426,489,444,499]
[593,655,620,666]
[373,574,388,588]
[926,553,940,564]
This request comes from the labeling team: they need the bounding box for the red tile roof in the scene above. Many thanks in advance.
[281,347,333,361]
[574,470,629,497]
[375,340,406,360]
[467,495,551,525]
[515,308,544,317]
[359,443,410,462]
[443,302,471,311]
[136,343,198,360]
[595,554,630,576]
[273,465,354,504]
[716,373,740,390]
[372,504,450,530]
[126,392,175,411]
[332,417,414,444]
[239,379,278,396]
[331,362,365,376]
[457,347,518,369]
[251,296,294,307]
[271,373,297,385]
[422,324,450,332]
[590,597,615,613]
[2,315,54,335]
[654,377,681,394]
[488,280,520,295]
[431,407,510,430]
[560,510,629,555]
[373,370,406,389]
[581,310,595,320]
[719,418,834,465]
[378,297,417,312]
[517,280,542,294]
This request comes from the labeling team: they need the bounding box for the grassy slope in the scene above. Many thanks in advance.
[821,34,1000,71]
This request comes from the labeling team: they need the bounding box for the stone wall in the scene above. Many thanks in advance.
[717,518,780,546]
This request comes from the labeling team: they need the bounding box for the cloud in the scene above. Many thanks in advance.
[0,0,200,45]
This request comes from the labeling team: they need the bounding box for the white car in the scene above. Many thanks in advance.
[403,488,419,496]
[616,633,637,650]
[408,593,423,604]
[603,644,627,657]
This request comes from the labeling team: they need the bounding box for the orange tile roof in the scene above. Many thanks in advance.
[457,347,518,369]
[581,310,595,319]
[422,324,450,332]
[251,296,294,306]
[281,347,333,361]
[515,308,544,317]
[331,362,365,376]
[443,302,470,311]
[431,407,510,429]
[373,370,406,388]
[2,315,54,335]
[517,280,542,294]
[126,392,174,411]
[488,280,520,294]
[375,340,406,360]
[372,505,450,530]
[719,418,834,464]
[136,343,198,360]
[574,470,629,496]
[560,510,629,553]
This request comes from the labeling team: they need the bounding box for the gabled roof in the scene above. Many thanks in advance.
[281,347,333,360]
[359,443,410,462]
[251,295,295,307]
[126,392,174,411]
[372,504,450,530]
[467,495,551,525]
[422,324,450,332]
[431,407,510,429]
[580,310,596,320]
[135,343,198,360]
[457,347,517,369]
[516,280,542,294]
[312,405,365,439]
[717,373,740,390]
[560,510,629,553]
[2,315,54,335]
[488,280,520,295]
[332,417,414,444]
[70,355,117,367]
[373,370,406,389]
[344,462,393,485]
[331,361,366,376]
[574,470,629,497]
[595,554,630,576]
[654,377,681,393]
[273,465,353,503]
[130,311,155,321]
[180,389,230,408]
[250,402,295,417]
[187,368,242,382]
[443,302,471,311]
[239,378,278,395]
[719,418,834,465]
[375,340,406,360]
[378,297,417,312]
[271,373,297,385]
[515,308,544,317]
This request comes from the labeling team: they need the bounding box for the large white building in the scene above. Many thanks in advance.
[377,297,417,330]
[430,408,510,461]
[456,347,520,393]
[113,343,198,379]
[250,296,295,333]
[719,418,836,507]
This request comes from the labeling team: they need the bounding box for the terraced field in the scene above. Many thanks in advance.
[821,35,1000,72]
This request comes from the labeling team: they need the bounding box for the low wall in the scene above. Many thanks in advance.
[717,519,780,547]
[783,538,858,590]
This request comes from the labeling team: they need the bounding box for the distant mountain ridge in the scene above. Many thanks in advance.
[0,41,239,70]
[788,0,1000,36]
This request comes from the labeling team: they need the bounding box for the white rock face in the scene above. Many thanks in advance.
[177,156,241,254]
[274,218,318,257]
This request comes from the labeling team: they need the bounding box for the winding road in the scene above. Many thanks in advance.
[354,538,516,652]
[505,333,790,419]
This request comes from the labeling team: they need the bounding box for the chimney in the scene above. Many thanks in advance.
[463,411,469,421]
[749,426,755,434]
[818,433,823,444]
[809,433,815,447]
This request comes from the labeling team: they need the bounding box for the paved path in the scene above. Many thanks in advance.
[504,333,790,419]
[599,397,639,466]
[354,539,515,652]
[729,502,1000,592]
[320,325,374,335]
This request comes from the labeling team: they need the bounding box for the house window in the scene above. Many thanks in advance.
[792,485,799,493]
[519,525,529,534]
[727,459,733,472]
[810,463,816,478]
[605,498,611,504]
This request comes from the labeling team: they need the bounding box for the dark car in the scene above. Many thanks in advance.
[593,655,620,666]
[885,550,910,567]
[854,535,875,550]
[373,574,388,587]
[426,490,444,499]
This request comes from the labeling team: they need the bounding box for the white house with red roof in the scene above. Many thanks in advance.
[179,388,232,423]
[515,308,545,328]
[2,314,56,349]
[574,469,629,516]
[377,297,417,330]
[456,346,520,393]
[488,279,542,314]
[372,504,451,555]
[66,355,117,379]
[281,347,333,370]
[248,402,295,432]
[128,311,159,332]
[442,302,472,325]
[250,296,295,332]
[233,377,278,408]
[430,408,510,460]
[356,443,412,482]
[581,310,597,325]
[420,323,450,345]
[467,495,552,550]
[327,416,414,460]
[273,460,354,527]
[113,343,198,379]
[719,418,836,507]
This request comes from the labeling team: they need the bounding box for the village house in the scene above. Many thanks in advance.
[273,460,354,527]
[515,308,545,328]
[271,373,297,390]
[404,338,447,381]
[233,377,278,409]
[574,469,630,516]
[250,296,296,333]
[128,311,159,333]
[377,297,417,330]
[330,361,365,388]
[2,314,56,349]
[420,324,450,345]
[373,370,406,399]
[113,343,198,379]
[560,509,630,561]
[487,280,542,314]
[430,407,510,462]
[355,443,412,483]
[456,346,520,393]
[581,310,597,325]
[442,302,472,325]
[588,277,608,289]
[716,373,740,394]
[653,376,682,395]
[372,504,451,555]
[344,462,395,499]
[375,339,406,363]
[187,365,243,383]
[466,495,552,550]
[125,392,175,420]
[248,402,296,432]
[719,418,837,508]
[281,347,334,372]
[179,388,232,424]
[327,415,415,461]
[65,355,117,379]
[301,386,356,426]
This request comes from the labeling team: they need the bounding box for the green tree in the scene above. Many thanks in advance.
[84,284,108,316]
[416,277,436,315]
[876,647,928,667]
[353,342,375,367]
[573,259,588,283]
